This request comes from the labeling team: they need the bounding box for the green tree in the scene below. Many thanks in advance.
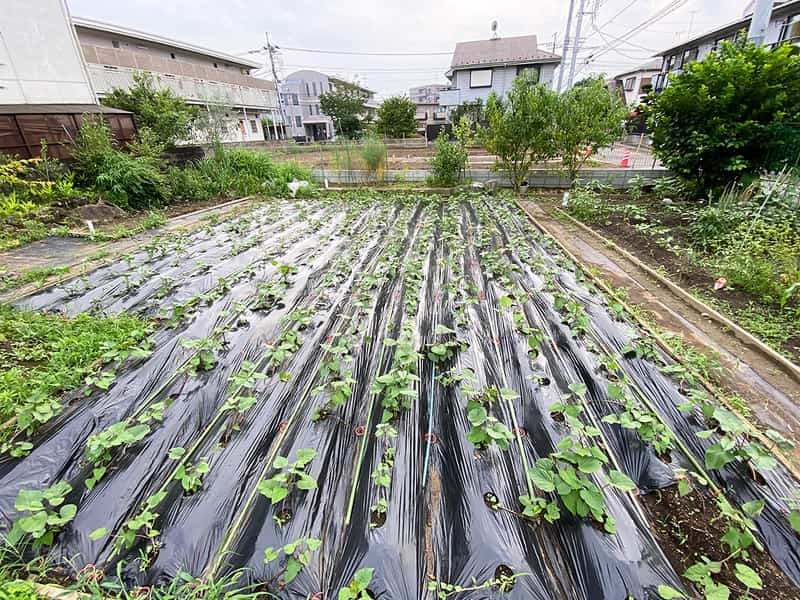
[649,39,800,194]
[554,77,628,185]
[374,96,417,138]
[320,87,367,138]
[429,116,475,186]
[103,72,197,148]
[449,99,486,127]
[481,72,559,192]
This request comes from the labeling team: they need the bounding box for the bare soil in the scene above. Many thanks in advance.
[643,487,799,598]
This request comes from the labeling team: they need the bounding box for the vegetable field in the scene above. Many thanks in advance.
[1,192,799,599]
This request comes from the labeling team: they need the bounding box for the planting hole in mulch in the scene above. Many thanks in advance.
[494,565,516,591]
[483,491,500,511]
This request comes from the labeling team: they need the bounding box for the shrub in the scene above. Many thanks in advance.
[95,151,166,211]
[103,71,196,148]
[429,134,466,186]
[360,137,386,181]
[651,176,691,201]
[164,166,215,202]
[374,97,417,138]
[565,185,609,223]
[71,117,116,186]
[271,162,313,195]
[649,39,800,194]
[688,205,748,249]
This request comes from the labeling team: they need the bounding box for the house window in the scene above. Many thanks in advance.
[470,69,493,88]
[112,40,120,48]
[295,116,302,127]
[250,119,258,133]
[680,47,699,68]
[516,65,541,81]
[781,14,800,44]
[305,83,310,96]
[665,54,678,71]
[624,77,636,91]
[292,94,299,105]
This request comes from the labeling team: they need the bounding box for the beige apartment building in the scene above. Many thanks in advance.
[73,17,283,143]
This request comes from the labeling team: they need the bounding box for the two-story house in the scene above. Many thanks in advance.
[438,34,561,114]
[653,0,800,94]
[280,71,375,141]
[608,59,662,106]
[73,17,282,143]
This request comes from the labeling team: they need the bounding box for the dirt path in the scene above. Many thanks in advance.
[0,196,256,303]
[520,199,800,464]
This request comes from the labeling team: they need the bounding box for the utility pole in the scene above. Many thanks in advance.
[557,0,576,92]
[566,0,588,90]
[747,0,774,45]
[266,32,289,139]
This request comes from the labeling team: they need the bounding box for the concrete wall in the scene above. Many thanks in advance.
[0,0,96,105]
[312,167,669,189]
[439,62,557,107]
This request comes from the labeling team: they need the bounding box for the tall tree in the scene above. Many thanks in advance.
[374,97,417,138]
[481,72,558,192]
[320,87,367,138]
[103,72,197,148]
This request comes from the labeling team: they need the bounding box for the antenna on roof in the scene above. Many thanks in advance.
[491,20,499,40]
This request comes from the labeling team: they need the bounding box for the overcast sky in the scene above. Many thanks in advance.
[67,0,750,97]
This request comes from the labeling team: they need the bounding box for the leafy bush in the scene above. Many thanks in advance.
[651,176,691,201]
[103,72,196,148]
[374,96,417,138]
[71,116,116,186]
[688,205,748,249]
[164,166,215,202]
[649,39,800,194]
[429,132,467,186]
[565,185,609,223]
[95,151,166,210]
[0,192,37,218]
[360,136,386,181]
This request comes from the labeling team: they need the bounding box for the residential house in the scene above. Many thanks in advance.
[408,84,448,135]
[653,0,800,93]
[608,59,661,105]
[73,16,281,143]
[279,70,375,141]
[438,34,561,112]
[0,0,136,158]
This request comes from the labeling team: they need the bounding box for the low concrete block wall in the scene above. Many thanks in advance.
[312,168,671,189]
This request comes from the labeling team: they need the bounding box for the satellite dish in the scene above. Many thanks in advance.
[491,20,499,39]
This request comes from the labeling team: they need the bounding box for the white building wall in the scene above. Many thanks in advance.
[0,0,95,105]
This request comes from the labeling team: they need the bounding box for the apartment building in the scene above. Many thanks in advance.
[438,34,561,110]
[73,17,282,143]
[280,70,375,141]
[653,0,800,93]
[409,84,448,135]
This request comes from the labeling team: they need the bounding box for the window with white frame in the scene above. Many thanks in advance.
[781,14,800,44]
[624,77,636,91]
[469,69,493,88]
[250,120,258,133]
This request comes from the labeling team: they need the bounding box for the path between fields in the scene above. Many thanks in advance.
[520,199,800,466]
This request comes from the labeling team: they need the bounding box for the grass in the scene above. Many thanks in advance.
[0,266,70,294]
[0,306,152,442]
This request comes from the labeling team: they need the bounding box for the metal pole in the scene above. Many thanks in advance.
[566,0,587,91]
[747,0,774,45]
[557,0,577,92]
[266,32,289,140]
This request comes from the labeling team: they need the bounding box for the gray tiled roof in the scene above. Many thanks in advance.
[450,35,560,69]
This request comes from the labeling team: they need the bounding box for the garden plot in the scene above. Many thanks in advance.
[1,192,799,599]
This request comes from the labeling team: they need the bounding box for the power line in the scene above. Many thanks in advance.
[242,46,453,57]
